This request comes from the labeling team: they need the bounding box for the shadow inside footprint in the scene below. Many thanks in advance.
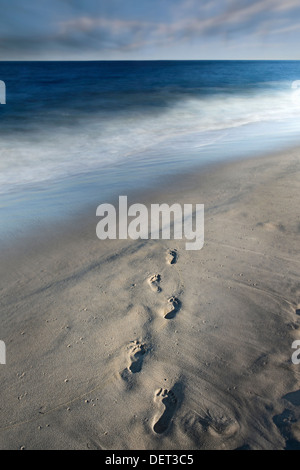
[164,297,181,319]
[283,389,300,406]
[153,388,178,434]
[166,249,177,265]
[129,342,146,373]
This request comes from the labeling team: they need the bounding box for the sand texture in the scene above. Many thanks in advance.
[1,149,300,449]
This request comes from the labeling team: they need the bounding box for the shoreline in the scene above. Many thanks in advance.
[0,141,299,257]
[1,147,300,449]
[2,134,300,250]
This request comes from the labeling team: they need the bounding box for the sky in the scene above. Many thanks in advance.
[1,0,300,60]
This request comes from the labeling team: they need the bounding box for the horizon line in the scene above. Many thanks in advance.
[0,58,299,62]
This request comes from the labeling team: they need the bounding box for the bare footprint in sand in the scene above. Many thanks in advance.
[163,296,181,319]
[153,388,177,434]
[148,274,161,293]
[121,341,147,380]
[166,249,177,265]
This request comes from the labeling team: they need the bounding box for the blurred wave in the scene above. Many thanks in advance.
[1,61,300,237]
[0,62,300,193]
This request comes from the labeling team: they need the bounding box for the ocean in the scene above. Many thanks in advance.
[1,60,300,240]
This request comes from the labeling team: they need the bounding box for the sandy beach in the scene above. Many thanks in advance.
[1,147,300,450]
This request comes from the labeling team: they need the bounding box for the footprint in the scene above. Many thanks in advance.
[153,388,177,434]
[148,274,161,293]
[121,341,147,379]
[163,296,181,319]
[273,408,300,449]
[166,249,177,265]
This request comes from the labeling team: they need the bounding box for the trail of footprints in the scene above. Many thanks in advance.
[120,248,180,434]
[117,248,300,445]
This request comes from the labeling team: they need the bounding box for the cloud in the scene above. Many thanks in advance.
[1,0,300,59]
[57,0,300,51]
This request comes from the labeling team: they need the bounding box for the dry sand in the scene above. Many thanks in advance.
[1,148,300,450]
